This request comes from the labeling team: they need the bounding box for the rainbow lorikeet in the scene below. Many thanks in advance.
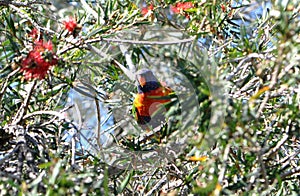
[132,68,175,131]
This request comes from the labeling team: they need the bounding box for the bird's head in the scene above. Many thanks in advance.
[135,68,160,93]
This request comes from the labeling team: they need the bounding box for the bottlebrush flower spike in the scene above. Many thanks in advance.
[21,35,58,80]
[221,4,226,12]
[170,2,194,17]
[141,4,154,16]
[63,16,78,33]
[28,28,40,40]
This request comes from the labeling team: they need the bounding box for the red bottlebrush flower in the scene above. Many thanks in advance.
[221,4,226,12]
[170,2,194,14]
[63,16,78,33]
[141,4,154,16]
[34,40,53,51]
[28,28,40,40]
[21,39,58,80]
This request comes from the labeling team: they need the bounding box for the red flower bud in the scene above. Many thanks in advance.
[63,16,78,33]
[141,4,154,16]
[170,2,194,18]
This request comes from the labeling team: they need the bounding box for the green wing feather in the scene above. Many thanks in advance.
[132,101,143,122]
[132,102,138,121]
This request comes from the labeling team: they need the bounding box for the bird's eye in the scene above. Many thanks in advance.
[138,76,147,87]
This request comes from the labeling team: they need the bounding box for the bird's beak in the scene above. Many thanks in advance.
[138,76,146,87]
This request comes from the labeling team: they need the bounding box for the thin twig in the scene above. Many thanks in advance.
[111,59,135,81]
[12,80,37,125]
[280,166,300,180]
[119,44,136,73]
[0,145,20,165]
[0,67,20,101]
[23,110,65,120]
[264,133,289,158]
[71,136,76,165]
[40,105,73,126]
[278,149,300,165]
[226,53,265,81]
[0,171,21,181]
[0,0,50,7]
[256,52,281,118]
[145,174,168,196]
[258,150,269,189]
[85,43,135,80]
[218,144,231,183]
[92,36,195,45]
[9,4,56,35]
[95,96,102,149]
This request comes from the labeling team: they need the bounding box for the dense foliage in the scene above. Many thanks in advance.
[0,0,299,195]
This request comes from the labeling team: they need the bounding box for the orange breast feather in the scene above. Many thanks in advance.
[134,86,172,117]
